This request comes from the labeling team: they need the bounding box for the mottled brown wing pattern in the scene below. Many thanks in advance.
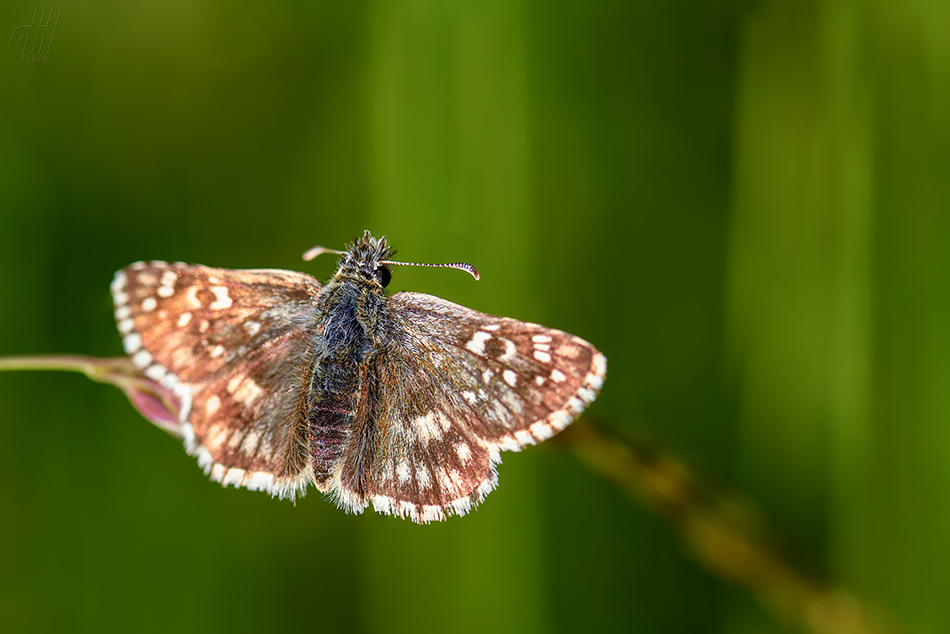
[333,353,501,522]
[111,262,321,499]
[331,292,606,523]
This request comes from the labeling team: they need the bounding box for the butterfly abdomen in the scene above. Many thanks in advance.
[306,280,382,489]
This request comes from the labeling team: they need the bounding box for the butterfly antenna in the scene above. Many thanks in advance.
[381,259,480,281]
[302,245,346,261]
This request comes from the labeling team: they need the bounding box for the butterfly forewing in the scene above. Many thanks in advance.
[390,293,606,447]
[112,262,322,499]
[330,292,606,522]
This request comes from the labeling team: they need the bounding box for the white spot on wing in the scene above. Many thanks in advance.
[228,375,263,406]
[437,411,451,430]
[456,442,472,463]
[532,334,552,343]
[499,339,517,362]
[227,375,243,393]
[530,421,555,441]
[503,369,518,387]
[258,436,273,461]
[413,412,443,444]
[498,436,522,452]
[246,472,273,491]
[534,350,552,363]
[244,321,262,336]
[177,312,192,327]
[123,333,142,354]
[144,364,166,381]
[577,387,598,403]
[587,373,605,390]
[515,430,536,446]
[112,271,128,292]
[557,345,580,359]
[157,286,174,298]
[206,424,229,450]
[500,389,524,415]
[550,369,567,383]
[223,468,245,487]
[206,395,221,415]
[396,460,412,483]
[141,297,157,312]
[171,348,193,367]
[241,431,259,455]
[550,410,573,430]
[491,399,511,426]
[371,495,393,515]
[210,286,232,310]
[466,331,492,356]
[416,465,432,490]
[131,349,153,369]
[437,467,454,492]
[186,286,202,308]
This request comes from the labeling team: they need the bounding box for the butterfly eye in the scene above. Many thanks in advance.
[375,266,392,288]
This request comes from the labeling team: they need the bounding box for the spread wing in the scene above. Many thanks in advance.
[329,292,606,523]
[112,261,322,500]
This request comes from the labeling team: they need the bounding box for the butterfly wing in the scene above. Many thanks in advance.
[332,292,606,523]
[112,262,322,500]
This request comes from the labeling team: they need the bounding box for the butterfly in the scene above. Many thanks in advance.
[111,231,606,523]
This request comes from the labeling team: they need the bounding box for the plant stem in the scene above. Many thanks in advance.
[560,418,899,634]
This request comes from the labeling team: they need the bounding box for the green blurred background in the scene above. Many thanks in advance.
[1,0,948,632]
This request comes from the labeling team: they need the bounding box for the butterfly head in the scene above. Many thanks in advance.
[303,230,481,290]
[341,231,395,288]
